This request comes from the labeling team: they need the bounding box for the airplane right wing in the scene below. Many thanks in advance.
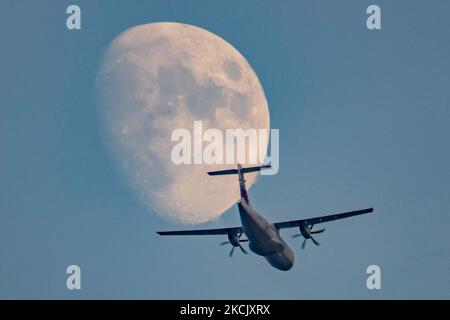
[274,208,374,230]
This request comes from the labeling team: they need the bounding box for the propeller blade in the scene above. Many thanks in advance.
[222,232,248,257]
[238,244,248,254]
[311,228,325,234]
[310,236,320,246]
[301,239,307,249]
[292,234,301,239]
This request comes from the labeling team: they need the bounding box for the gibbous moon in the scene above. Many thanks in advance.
[97,22,270,224]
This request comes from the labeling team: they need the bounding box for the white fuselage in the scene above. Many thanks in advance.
[238,201,295,271]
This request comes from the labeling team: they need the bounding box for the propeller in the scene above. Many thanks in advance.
[292,224,325,249]
[220,232,249,257]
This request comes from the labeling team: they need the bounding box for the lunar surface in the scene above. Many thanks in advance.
[97,22,270,224]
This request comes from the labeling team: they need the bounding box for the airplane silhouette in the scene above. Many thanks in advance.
[157,164,373,271]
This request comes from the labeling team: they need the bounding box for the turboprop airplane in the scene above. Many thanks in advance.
[157,164,374,271]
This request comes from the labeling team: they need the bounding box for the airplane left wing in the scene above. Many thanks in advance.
[274,208,373,230]
[157,226,243,236]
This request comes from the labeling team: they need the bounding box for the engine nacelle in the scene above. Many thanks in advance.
[227,230,241,247]
[299,224,311,238]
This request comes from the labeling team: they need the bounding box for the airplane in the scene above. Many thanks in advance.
[157,164,374,271]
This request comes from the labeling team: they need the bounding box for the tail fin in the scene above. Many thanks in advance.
[207,164,271,204]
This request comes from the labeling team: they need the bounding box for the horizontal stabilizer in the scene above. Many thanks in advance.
[208,164,271,176]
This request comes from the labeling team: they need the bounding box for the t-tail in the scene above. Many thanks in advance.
[207,164,271,204]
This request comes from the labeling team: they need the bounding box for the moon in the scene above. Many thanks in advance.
[96,22,270,224]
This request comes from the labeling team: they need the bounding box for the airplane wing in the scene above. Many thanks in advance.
[157,208,373,235]
[157,226,243,236]
[274,207,374,230]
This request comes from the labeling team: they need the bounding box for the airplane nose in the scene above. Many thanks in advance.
[276,261,294,271]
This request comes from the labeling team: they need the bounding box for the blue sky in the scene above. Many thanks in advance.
[0,0,449,299]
